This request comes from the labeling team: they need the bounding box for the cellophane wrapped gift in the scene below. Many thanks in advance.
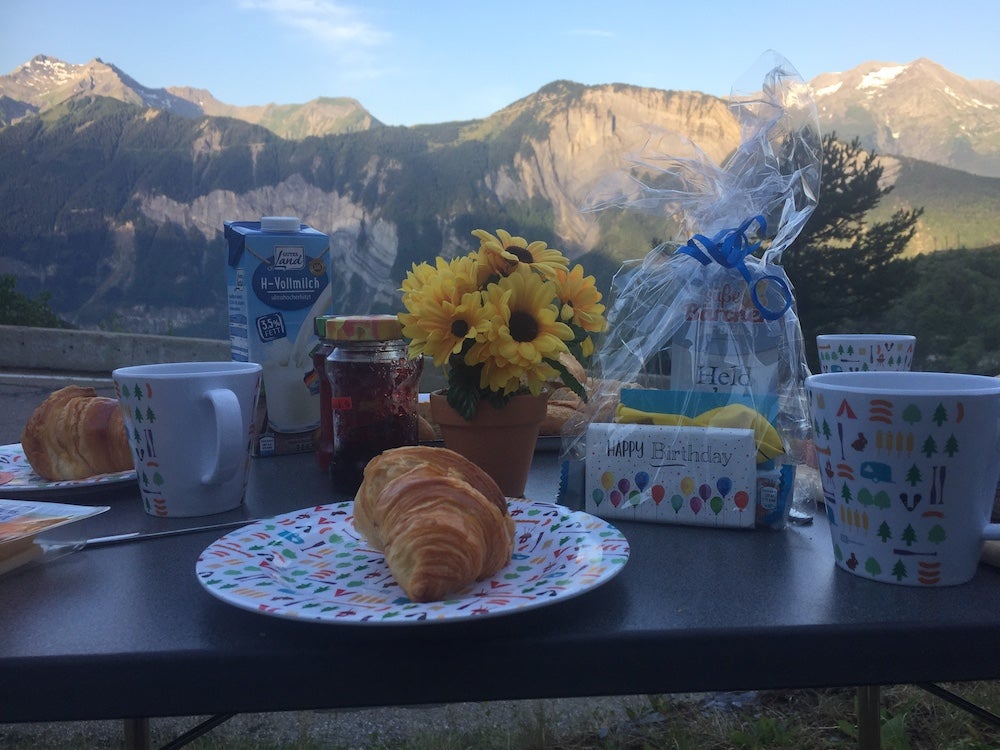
[559,53,822,530]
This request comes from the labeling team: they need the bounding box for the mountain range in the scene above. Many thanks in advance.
[0,56,378,138]
[1,54,998,337]
[6,55,999,177]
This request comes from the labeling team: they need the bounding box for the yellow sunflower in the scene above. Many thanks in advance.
[554,263,606,332]
[472,229,570,281]
[399,256,489,365]
[470,270,574,395]
[401,255,477,310]
[396,228,603,417]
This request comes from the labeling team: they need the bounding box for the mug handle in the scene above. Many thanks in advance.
[988,423,1000,541]
[202,388,244,485]
[987,423,1000,541]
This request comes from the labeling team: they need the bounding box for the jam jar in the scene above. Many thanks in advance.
[310,315,338,474]
[325,315,423,493]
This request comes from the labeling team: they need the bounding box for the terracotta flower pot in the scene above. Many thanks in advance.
[429,391,547,497]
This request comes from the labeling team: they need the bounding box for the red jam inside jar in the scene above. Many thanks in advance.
[310,315,338,474]
[324,315,423,493]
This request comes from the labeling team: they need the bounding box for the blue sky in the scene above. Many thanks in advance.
[3,0,998,126]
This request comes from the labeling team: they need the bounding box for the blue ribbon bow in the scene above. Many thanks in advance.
[676,215,792,321]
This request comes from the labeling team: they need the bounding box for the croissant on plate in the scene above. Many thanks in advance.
[20,386,132,481]
[354,446,516,602]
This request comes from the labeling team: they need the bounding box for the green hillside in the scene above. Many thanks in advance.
[882,246,1000,374]
[872,156,1000,253]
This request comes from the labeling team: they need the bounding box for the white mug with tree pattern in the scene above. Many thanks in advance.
[816,334,915,373]
[806,371,1000,586]
[113,362,262,517]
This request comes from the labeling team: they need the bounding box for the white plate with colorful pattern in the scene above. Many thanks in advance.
[196,500,629,624]
[0,443,136,496]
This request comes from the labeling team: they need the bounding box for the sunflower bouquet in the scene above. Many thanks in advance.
[399,229,606,421]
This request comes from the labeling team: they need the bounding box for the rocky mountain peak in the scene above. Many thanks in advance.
[471,81,740,249]
[7,54,81,88]
[810,58,1000,176]
[1,54,201,119]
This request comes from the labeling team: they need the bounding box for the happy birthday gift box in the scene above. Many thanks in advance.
[585,422,757,528]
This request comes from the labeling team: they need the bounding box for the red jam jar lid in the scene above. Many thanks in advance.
[324,314,403,341]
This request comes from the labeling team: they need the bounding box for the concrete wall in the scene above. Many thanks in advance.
[0,325,229,375]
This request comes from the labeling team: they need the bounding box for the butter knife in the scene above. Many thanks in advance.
[82,518,262,548]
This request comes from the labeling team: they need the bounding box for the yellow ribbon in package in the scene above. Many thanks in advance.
[614,402,784,464]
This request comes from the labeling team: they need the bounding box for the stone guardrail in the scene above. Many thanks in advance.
[0,325,229,375]
[0,325,448,388]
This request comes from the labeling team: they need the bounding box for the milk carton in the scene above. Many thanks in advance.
[225,217,332,456]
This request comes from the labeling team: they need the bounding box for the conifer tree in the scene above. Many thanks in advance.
[877,520,891,542]
[782,135,923,370]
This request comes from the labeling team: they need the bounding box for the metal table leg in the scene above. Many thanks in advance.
[123,717,151,750]
[122,713,237,750]
[159,713,236,750]
[856,685,881,750]
[918,682,1000,728]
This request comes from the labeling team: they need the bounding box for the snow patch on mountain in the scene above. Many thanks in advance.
[813,81,843,98]
[859,65,907,92]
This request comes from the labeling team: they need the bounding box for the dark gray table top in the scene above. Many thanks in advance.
[1,450,998,723]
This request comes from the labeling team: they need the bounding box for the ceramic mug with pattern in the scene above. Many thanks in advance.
[816,334,915,373]
[112,362,262,517]
[805,371,1000,586]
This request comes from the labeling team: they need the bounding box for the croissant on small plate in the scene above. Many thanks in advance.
[354,446,516,602]
[21,386,132,481]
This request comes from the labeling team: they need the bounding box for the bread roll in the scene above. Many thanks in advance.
[539,401,579,437]
[353,445,515,602]
[21,386,132,481]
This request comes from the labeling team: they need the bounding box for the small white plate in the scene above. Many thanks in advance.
[0,443,136,496]
[196,499,629,624]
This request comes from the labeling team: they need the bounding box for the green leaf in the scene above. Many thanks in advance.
[545,356,588,402]
[484,390,514,410]
[445,360,485,420]
[446,380,480,420]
